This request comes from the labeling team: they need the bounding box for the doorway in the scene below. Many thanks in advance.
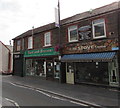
[46,60,54,79]
[66,62,74,84]
[109,60,119,87]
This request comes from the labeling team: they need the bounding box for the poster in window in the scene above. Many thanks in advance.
[78,25,91,40]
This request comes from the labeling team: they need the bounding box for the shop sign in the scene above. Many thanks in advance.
[24,48,59,57]
[14,55,20,59]
[63,39,119,54]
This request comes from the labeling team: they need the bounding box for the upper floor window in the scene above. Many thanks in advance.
[22,38,24,50]
[16,40,21,51]
[28,36,33,49]
[44,32,51,46]
[92,19,106,39]
[68,25,78,42]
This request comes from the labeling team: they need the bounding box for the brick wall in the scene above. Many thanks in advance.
[13,10,119,53]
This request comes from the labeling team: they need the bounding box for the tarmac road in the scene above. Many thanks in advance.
[2,75,120,107]
[2,81,87,107]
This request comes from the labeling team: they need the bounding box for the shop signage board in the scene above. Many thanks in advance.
[63,39,119,54]
[24,48,59,57]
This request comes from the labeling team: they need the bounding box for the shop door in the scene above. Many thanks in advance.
[109,62,119,86]
[46,60,54,79]
[66,63,74,84]
[13,54,23,76]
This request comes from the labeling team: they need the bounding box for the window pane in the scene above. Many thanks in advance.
[70,29,78,41]
[22,39,24,50]
[93,19,104,24]
[28,37,33,49]
[46,35,50,45]
[68,25,78,42]
[69,25,77,30]
[17,40,21,46]
[17,40,21,51]
[93,19,106,38]
[94,23,105,37]
[45,32,51,46]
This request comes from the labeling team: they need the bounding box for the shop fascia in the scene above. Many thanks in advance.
[63,39,119,54]
[24,47,59,57]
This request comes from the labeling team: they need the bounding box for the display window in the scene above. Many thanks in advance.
[25,59,45,77]
[75,62,109,85]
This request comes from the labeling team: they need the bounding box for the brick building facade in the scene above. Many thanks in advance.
[13,2,120,87]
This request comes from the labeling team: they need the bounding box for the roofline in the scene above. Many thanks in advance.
[0,41,11,52]
[62,8,120,26]
[13,1,120,40]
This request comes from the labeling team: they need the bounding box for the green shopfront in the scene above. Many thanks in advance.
[24,48,60,80]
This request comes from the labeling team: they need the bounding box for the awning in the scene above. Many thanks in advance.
[61,52,116,62]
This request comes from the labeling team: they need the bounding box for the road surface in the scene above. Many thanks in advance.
[2,79,88,107]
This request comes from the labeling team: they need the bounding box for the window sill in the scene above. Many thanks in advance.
[27,48,33,50]
[43,45,52,47]
[68,40,78,43]
[93,36,106,39]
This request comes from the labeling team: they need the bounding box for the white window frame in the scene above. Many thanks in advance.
[68,25,78,42]
[28,36,33,49]
[44,32,51,46]
[92,19,106,39]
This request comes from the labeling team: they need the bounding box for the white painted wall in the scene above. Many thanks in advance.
[0,42,2,73]
[7,45,13,72]
[2,44,9,72]
[0,42,13,73]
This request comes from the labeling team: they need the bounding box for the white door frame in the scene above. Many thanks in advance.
[109,58,119,87]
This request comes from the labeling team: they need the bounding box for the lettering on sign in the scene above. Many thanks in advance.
[28,49,53,55]
[69,45,106,51]
[14,55,20,58]
[63,39,118,54]
[24,48,59,57]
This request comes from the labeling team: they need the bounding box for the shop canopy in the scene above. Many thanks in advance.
[61,52,116,62]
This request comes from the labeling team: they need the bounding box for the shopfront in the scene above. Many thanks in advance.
[24,47,60,80]
[62,39,119,87]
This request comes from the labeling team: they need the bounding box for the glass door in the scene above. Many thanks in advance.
[109,60,119,87]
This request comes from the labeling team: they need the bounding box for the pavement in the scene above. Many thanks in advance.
[2,75,120,107]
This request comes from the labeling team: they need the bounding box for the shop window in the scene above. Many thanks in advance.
[68,25,78,42]
[44,32,51,46]
[26,59,45,77]
[75,62,109,84]
[16,40,21,51]
[28,36,33,49]
[92,19,106,39]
